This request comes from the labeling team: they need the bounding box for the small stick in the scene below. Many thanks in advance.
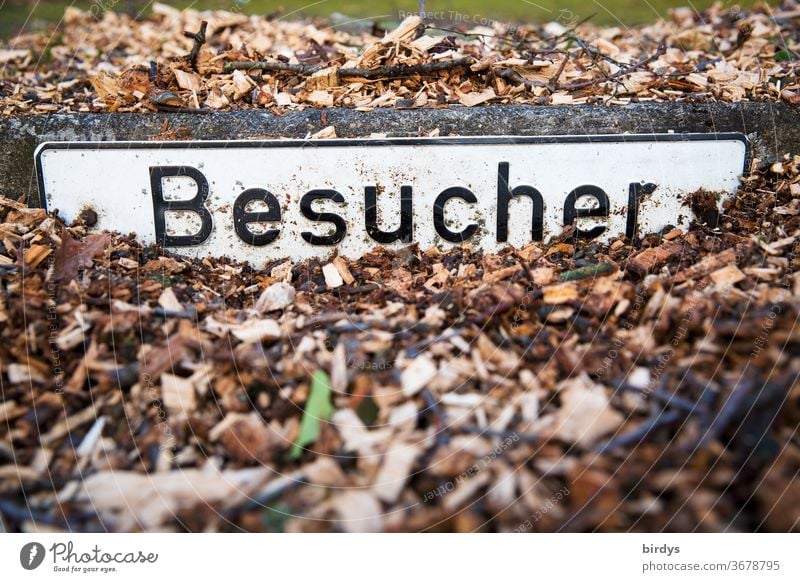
[224,56,475,79]
[495,67,547,88]
[693,376,757,450]
[153,104,212,114]
[558,42,666,91]
[617,383,703,415]
[425,24,565,51]
[335,283,380,296]
[184,20,208,71]
[548,54,570,91]
[224,61,323,75]
[595,410,681,454]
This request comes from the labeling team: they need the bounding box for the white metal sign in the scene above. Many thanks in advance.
[36,135,747,263]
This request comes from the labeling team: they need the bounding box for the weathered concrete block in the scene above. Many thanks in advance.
[2,102,799,205]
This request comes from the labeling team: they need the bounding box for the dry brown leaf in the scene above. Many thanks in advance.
[53,232,111,281]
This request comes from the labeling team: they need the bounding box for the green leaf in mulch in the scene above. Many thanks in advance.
[290,370,334,459]
[559,262,614,281]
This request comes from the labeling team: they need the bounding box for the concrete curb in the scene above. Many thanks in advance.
[2,102,799,203]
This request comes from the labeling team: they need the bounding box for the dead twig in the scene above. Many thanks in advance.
[595,410,682,454]
[495,67,547,89]
[152,104,212,114]
[692,376,758,451]
[558,42,666,91]
[183,21,208,71]
[335,283,380,296]
[223,57,475,79]
[548,54,570,91]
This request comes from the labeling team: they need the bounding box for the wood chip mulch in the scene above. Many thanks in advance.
[0,155,799,532]
[1,2,799,116]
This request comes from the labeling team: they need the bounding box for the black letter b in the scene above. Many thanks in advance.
[150,166,213,247]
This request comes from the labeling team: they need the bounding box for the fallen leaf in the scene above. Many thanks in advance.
[53,232,111,281]
[291,370,334,459]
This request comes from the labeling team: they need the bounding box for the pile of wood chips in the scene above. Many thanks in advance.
[1,152,799,532]
[1,2,799,115]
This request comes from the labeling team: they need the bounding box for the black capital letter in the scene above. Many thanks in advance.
[149,166,212,247]
[233,188,281,246]
[625,182,657,240]
[301,189,347,245]
[434,187,478,243]
[365,185,413,243]
[563,185,610,240]
[496,162,544,242]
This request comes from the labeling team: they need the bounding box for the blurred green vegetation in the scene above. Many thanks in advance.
[1,0,761,39]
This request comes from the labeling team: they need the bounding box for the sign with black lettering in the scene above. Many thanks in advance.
[35,135,747,262]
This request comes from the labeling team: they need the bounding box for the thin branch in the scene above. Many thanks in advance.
[183,21,208,71]
[569,35,627,69]
[224,61,323,74]
[549,54,570,91]
[557,42,666,91]
[594,410,682,454]
[423,24,564,52]
[224,56,475,79]
[495,67,547,88]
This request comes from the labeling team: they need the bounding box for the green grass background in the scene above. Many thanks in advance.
[1,0,762,39]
